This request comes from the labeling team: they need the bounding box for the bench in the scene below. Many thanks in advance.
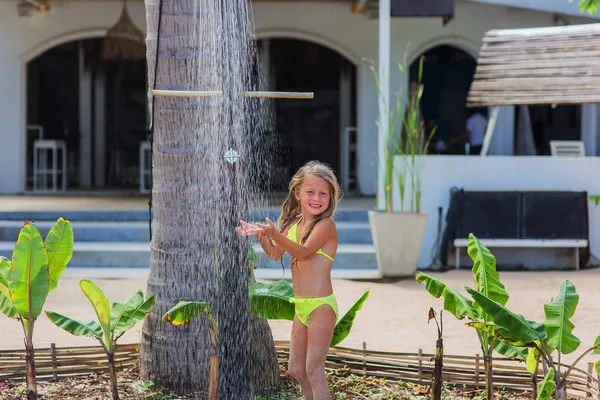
[453,238,589,271]
[442,190,590,270]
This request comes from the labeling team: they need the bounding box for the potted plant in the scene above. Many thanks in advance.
[368,55,433,278]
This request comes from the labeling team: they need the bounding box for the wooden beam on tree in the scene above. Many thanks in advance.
[152,90,314,99]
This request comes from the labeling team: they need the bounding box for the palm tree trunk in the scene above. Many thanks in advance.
[248,269,280,397]
[140,0,278,397]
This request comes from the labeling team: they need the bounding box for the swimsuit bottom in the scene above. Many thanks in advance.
[289,293,338,326]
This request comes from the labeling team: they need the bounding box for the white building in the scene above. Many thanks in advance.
[1,0,599,268]
[0,0,597,195]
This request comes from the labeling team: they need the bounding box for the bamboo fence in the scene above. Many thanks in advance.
[273,341,600,400]
[0,341,598,399]
[0,343,138,381]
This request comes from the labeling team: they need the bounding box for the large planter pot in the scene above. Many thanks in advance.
[368,211,428,278]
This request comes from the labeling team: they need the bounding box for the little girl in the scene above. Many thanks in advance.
[236,160,342,400]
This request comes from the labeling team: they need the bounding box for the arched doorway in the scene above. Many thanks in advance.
[257,38,357,191]
[410,45,477,154]
[26,38,147,190]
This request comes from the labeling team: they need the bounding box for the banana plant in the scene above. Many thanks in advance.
[465,280,600,400]
[162,301,218,400]
[416,234,526,400]
[249,280,370,347]
[0,218,73,400]
[46,280,155,400]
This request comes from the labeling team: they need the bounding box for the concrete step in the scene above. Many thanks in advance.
[0,242,376,270]
[0,209,369,223]
[61,267,382,280]
[0,221,373,244]
[0,221,151,243]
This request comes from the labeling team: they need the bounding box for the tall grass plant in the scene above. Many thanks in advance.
[369,53,434,213]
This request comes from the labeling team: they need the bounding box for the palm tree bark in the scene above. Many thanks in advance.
[140,0,279,397]
[248,268,280,396]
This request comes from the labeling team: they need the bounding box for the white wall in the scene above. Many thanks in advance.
[394,155,600,269]
[0,1,596,193]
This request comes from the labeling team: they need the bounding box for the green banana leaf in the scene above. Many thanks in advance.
[536,369,555,400]
[469,321,530,356]
[45,310,103,340]
[80,280,112,349]
[110,290,143,331]
[0,257,10,281]
[468,321,496,335]
[526,346,541,375]
[45,218,74,292]
[10,223,49,320]
[0,292,18,319]
[330,291,370,347]
[162,301,211,326]
[494,340,528,360]
[249,280,295,321]
[594,335,600,354]
[468,234,509,308]
[0,258,18,319]
[0,266,10,298]
[543,280,580,355]
[111,290,155,339]
[415,272,479,320]
[248,244,258,269]
[466,287,547,344]
[596,360,600,376]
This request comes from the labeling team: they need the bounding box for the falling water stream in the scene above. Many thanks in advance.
[140,0,278,398]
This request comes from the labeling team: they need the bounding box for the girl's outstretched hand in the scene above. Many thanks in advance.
[256,218,276,235]
[235,220,263,237]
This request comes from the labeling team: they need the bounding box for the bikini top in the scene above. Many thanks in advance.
[286,217,334,262]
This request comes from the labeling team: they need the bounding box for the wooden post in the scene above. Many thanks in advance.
[152,89,314,99]
[587,362,593,398]
[418,348,423,384]
[362,342,367,376]
[597,368,600,400]
[475,353,480,384]
[50,343,58,381]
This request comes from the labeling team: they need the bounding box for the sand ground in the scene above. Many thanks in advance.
[2,269,599,367]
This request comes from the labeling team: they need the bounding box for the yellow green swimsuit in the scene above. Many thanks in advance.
[286,217,339,326]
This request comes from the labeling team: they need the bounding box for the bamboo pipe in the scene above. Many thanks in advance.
[152,90,314,99]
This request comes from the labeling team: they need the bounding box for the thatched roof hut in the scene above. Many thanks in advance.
[468,23,600,107]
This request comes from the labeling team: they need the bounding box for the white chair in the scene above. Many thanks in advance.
[550,140,585,157]
[33,140,67,192]
[139,140,152,193]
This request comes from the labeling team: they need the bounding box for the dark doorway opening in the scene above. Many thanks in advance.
[261,39,357,190]
[410,45,477,154]
[526,105,581,155]
[26,38,147,190]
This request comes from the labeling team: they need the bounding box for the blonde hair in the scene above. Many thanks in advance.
[277,161,343,245]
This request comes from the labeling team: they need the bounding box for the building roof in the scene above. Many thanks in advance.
[467,23,600,107]
[467,0,598,19]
